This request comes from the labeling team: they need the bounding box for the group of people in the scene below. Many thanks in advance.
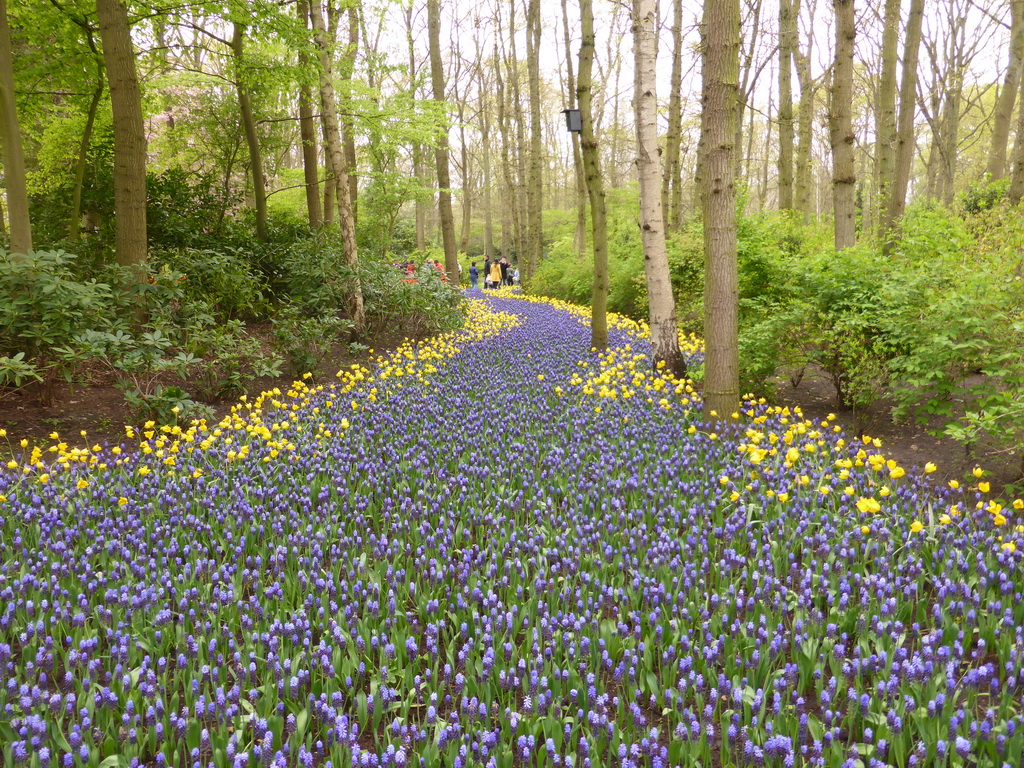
[395,256,519,290]
[469,257,518,290]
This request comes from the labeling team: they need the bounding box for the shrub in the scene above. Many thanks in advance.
[153,246,267,319]
[271,304,354,377]
[0,250,115,402]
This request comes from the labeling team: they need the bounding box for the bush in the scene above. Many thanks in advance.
[360,255,465,337]
[0,250,116,402]
[153,246,267,319]
[271,304,354,377]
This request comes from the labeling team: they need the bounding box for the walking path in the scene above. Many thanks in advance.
[1,292,1021,767]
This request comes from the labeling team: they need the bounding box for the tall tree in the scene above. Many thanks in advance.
[777,0,798,210]
[794,0,818,221]
[404,5,426,250]
[1010,73,1024,204]
[96,0,147,268]
[477,51,495,259]
[561,0,587,258]
[828,0,856,251]
[525,0,543,282]
[340,2,360,217]
[662,0,685,229]
[0,0,32,253]
[988,0,1024,179]
[632,0,685,375]
[578,0,608,350]
[874,0,900,234]
[231,22,268,242]
[882,0,924,252]
[309,0,364,327]
[700,0,741,419]
[296,0,323,230]
[427,0,458,283]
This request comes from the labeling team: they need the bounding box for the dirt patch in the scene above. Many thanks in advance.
[775,364,1023,495]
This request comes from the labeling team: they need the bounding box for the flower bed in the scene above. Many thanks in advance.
[0,293,1021,767]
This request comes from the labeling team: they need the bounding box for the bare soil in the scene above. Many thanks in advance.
[775,364,1023,495]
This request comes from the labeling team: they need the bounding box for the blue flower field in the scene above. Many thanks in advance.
[1,292,1022,768]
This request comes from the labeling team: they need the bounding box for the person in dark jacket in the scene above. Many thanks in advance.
[483,257,492,289]
[469,262,479,289]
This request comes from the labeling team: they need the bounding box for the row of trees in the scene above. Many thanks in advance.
[3,0,1024,418]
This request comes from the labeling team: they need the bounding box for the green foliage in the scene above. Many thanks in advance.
[0,250,114,394]
[360,254,466,337]
[271,305,354,377]
[959,178,1009,216]
[0,353,42,389]
[154,245,267,319]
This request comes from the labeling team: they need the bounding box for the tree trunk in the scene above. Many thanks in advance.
[297,0,323,230]
[340,3,359,218]
[989,0,1024,180]
[777,0,797,210]
[404,6,425,251]
[0,0,30,254]
[882,0,923,253]
[1010,72,1024,204]
[795,40,816,221]
[525,0,543,283]
[427,0,458,284]
[735,0,765,181]
[662,0,685,229]
[457,101,472,254]
[939,71,964,205]
[97,0,147,269]
[507,0,528,265]
[829,0,856,251]
[309,0,364,327]
[701,0,741,420]
[874,0,900,235]
[561,0,587,258]
[69,75,104,242]
[495,44,521,262]
[478,55,495,259]
[633,0,685,376]
[578,0,609,350]
[232,23,268,242]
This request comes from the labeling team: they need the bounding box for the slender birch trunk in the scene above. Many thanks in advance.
[874,0,900,235]
[561,0,587,258]
[633,0,685,376]
[1010,73,1024,204]
[525,0,543,283]
[340,4,359,218]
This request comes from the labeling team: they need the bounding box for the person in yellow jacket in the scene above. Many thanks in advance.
[489,260,502,289]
